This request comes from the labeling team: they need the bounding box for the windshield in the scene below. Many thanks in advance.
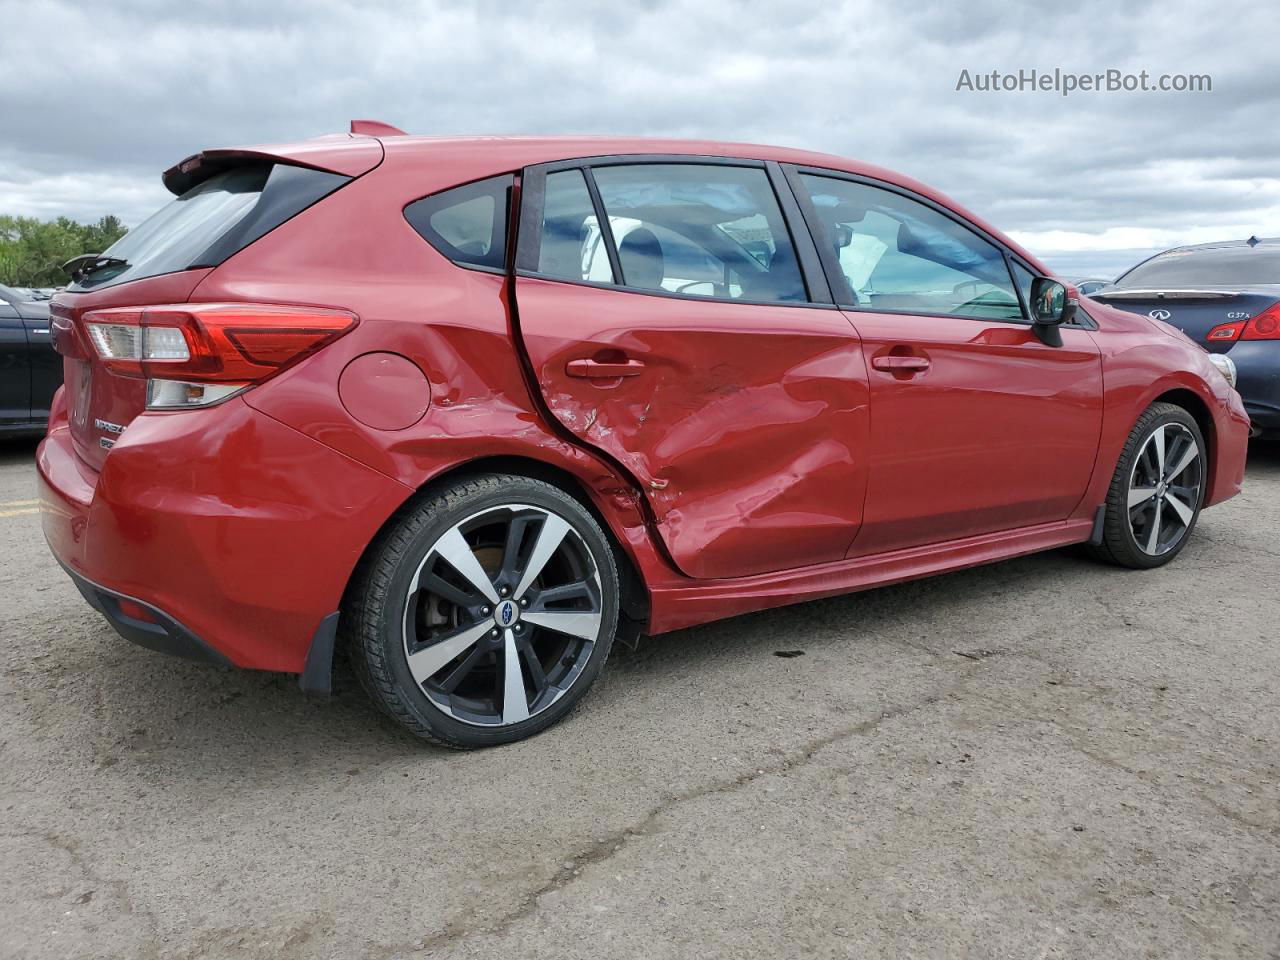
[1116,245,1280,288]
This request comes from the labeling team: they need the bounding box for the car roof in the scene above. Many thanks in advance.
[1159,236,1280,254]
[176,130,1052,275]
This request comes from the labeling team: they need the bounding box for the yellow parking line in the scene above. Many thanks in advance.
[0,499,39,507]
[0,507,41,518]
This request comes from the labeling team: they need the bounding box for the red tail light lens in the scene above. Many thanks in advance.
[82,303,358,382]
[1242,305,1280,340]
[1206,320,1246,342]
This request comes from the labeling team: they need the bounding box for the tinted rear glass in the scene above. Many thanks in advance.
[1116,245,1280,287]
[404,175,512,271]
[72,163,349,291]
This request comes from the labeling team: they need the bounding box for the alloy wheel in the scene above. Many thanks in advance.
[401,504,604,726]
[1127,423,1202,556]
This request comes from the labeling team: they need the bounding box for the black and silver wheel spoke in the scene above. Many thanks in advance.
[533,581,594,605]
[501,628,530,724]
[406,620,491,685]
[433,527,500,605]
[512,513,571,599]
[1127,423,1202,557]
[402,503,603,727]
[521,609,603,640]
[436,644,490,694]
[1163,490,1195,526]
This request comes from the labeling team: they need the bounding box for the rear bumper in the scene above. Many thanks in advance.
[60,561,231,666]
[38,394,411,674]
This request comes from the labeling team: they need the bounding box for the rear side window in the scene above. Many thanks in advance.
[404,175,512,272]
[72,163,350,291]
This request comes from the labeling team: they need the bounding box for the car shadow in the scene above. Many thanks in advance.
[70,543,1076,787]
[1247,435,1280,475]
[0,436,40,466]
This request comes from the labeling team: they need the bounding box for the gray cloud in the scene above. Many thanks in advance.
[1,0,1276,277]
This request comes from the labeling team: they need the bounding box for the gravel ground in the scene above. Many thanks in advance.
[1,435,1277,959]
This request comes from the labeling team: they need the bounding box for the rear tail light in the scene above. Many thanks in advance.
[1206,320,1246,342]
[82,303,357,409]
[1242,304,1280,340]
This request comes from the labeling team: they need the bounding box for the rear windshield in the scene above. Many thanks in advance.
[72,163,349,291]
[1116,245,1280,288]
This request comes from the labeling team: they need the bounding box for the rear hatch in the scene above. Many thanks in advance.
[53,139,378,471]
[1089,288,1280,352]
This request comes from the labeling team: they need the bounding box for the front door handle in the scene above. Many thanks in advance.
[871,355,930,372]
[566,358,645,378]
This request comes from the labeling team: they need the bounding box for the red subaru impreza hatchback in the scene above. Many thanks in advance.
[38,123,1249,747]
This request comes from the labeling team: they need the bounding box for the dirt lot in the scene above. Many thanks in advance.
[1,436,1277,959]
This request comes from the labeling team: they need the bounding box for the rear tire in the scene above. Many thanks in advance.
[1089,402,1206,569]
[344,474,620,748]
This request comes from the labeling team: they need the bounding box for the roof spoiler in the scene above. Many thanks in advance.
[161,135,385,196]
[350,120,407,137]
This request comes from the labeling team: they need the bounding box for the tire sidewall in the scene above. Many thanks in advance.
[371,478,619,747]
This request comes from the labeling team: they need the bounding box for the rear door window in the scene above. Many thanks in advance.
[590,164,806,303]
[404,175,513,272]
[537,170,615,284]
[72,163,349,291]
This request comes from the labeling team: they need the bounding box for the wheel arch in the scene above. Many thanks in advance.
[427,455,649,620]
[1150,386,1217,501]
[343,453,653,634]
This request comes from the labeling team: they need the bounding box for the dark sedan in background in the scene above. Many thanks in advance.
[0,283,60,434]
[1093,237,1279,436]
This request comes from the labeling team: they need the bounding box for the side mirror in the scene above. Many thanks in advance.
[1029,277,1076,346]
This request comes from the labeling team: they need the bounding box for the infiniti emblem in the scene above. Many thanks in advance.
[494,599,518,628]
[1149,309,1172,321]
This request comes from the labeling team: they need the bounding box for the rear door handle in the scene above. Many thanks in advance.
[871,355,930,372]
[566,358,645,378]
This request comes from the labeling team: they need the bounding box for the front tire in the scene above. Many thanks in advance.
[1090,402,1206,569]
[344,474,620,748]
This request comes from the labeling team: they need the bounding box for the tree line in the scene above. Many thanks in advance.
[0,215,129,288]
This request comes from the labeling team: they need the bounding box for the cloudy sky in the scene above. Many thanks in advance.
[2,0,1276,277]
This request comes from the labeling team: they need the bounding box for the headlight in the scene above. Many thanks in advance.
[1208,353,1237,388]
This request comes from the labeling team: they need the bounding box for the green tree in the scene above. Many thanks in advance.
[0,215,129,288]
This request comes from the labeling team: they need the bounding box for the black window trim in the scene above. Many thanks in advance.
[402,172,516,277]
[781,163,1095,331]
[514,154,836,309]
[580,168,624,285]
